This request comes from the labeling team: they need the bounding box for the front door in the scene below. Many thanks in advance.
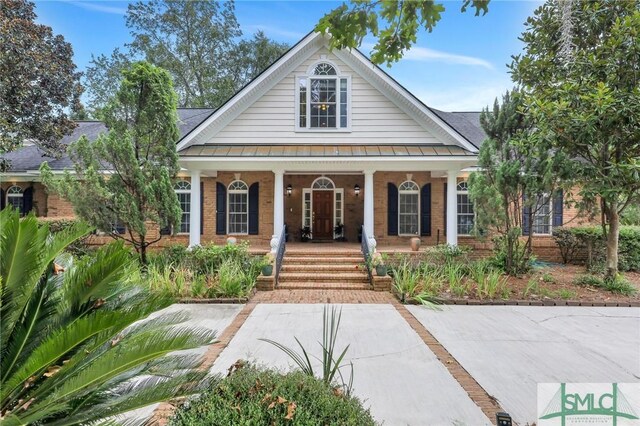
[313,191,333,240]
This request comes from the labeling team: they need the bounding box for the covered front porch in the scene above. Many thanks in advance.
[177,153,478,254]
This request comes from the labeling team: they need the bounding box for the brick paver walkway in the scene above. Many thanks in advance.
[253,289,394,304]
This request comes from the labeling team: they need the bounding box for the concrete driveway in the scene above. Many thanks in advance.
[211,304,491,425]
[408,305,640,425]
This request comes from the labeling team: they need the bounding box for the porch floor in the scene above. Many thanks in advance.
[248,241,436,255]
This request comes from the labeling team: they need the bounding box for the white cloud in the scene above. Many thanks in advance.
[412,80,513,111]
[361,42,494,70]
[67,1,127,15]
[403,46,494,69]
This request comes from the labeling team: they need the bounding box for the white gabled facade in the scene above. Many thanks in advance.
[175,32,479,251]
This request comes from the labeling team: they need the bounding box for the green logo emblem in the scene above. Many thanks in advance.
[540,383,639,426]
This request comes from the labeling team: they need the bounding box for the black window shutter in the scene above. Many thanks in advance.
[216,182,226,235]
[22,187,33,216]
[522,194,531,236]
[552,190,563,228]
[200,181,204,235]
[387,183,398,236]
[420,183,432,236]
[1,188,5,210]
[115,221,126,235]
[160,224,172,235]
[443,182,447,236]
[248,182,259,235]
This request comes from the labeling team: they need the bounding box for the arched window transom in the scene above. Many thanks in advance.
[6,186,23,212]
[174,180,191,233]
[312,63,337,75]
[457,180,474,235]
[297,61,350,130]
[312,177,335,190]
[228,180,249,234]
[398,181,419,235]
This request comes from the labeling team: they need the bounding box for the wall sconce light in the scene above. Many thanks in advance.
[286,184,293,197]
[354,184,360,197]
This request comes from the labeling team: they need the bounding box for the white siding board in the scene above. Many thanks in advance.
[210,47,441,145]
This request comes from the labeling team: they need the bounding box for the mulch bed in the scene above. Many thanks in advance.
[399,264,640,307]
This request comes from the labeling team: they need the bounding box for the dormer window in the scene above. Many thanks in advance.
[296,61,350,131]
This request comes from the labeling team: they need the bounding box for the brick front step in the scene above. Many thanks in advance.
[277,281,371,290]
[279,272,369,282]
[284,256,364,265]
[284,250,363,257]
[281,264,366,272]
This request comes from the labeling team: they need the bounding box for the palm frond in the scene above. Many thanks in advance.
[34,326,215,410]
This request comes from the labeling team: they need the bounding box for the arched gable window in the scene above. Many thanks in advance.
[312,177,335,189]
[297,61,350,130]
[6,186,23,213]
[174,180,191,233]
[398,181,419,235]
[457,180,474,235]
[228,180,249,234]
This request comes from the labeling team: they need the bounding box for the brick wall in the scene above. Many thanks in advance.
[13,173,591,262]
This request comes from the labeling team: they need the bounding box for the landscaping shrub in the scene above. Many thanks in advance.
[170,363,377,426]
[563,226,640,272]
[489,236,533,275]
[37,217,93,256]
[621,203,640,226]
[574,274,637,296]
[146,242,264,298]
[552,227,584,264]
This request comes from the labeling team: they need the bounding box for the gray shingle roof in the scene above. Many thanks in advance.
[429,109,487,149]
[1,107,485,172]
[1,108,215,172]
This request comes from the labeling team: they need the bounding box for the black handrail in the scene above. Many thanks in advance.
[360,225,373,286]
[275,224,287,285]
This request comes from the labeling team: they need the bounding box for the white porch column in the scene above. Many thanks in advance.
[446,169,459,246]
[363,170,376,252]
[189,169,201,248]
[271,169,284,253]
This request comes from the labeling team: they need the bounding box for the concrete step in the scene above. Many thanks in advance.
[277,281,371,290]
[278,272,369,282]
[284,256,364,265]
[281,264,366,272]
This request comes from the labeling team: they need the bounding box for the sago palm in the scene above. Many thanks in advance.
[0,208,216,425]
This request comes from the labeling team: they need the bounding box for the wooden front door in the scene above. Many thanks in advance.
[313,191,333,240]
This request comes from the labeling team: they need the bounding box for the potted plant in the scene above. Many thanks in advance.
[261,254,274,276]
[334,223,346,242]
[372,253,388,276]
[300,226,312,242]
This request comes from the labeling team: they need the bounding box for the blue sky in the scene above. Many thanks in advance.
[34,0,541,111]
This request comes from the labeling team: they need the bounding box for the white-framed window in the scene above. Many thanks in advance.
[334,189,344,237]
[398,181,419,236]
[532,194,552,235]
[302,189,311,229]
[312,176,335,189]
[228,180,248,234]
[174,180,191,234]
[296,61,350,131]
[457,181,474,235]
[6,186,23,212]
